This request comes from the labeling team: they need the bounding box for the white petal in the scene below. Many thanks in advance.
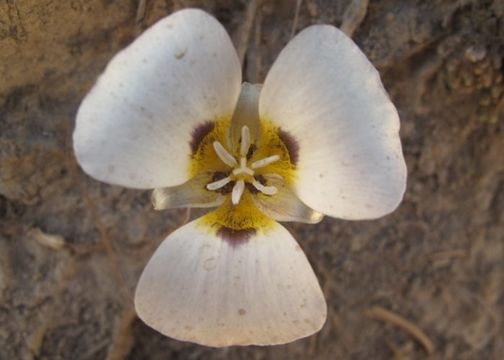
[74,9,241,189]
[135,218,327,347]
[260,25,407,219]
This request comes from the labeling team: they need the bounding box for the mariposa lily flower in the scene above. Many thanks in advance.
[73,9,406,347]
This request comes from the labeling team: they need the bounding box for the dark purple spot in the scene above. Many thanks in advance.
[211,171,234,194]
[246,144,257,160]
[217,227,256,247]
[190,121,214,154]
[255,174,266,184]
[278,128,299,165]
[245,183,257,194]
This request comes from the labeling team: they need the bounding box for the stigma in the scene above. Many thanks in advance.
[206,125,280,204]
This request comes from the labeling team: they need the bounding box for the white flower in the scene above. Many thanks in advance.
[73,9,406,347]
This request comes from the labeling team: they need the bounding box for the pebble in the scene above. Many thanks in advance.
[464,45,487,63]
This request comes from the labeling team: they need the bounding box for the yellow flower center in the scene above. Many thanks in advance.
[190,116,296,232]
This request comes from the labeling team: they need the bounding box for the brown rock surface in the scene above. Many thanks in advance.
[1,0,503,359]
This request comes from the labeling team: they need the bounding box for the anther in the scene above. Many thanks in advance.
[213,141,238,167]
[262,173,284,180]
[206,176,232,191]
[231,179,245,205]
[252,180,278,195]
[251,155,280,169]
[240,126,250,157]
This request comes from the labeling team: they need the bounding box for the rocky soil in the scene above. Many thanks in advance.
[1,0,503,359]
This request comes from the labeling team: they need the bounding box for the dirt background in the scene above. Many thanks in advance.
[1,0,503,359]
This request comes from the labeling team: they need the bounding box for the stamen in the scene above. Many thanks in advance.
[213,141,237,167]
[207,133,281,203]
[232,157,255,176]
[262,173,284,180]
[251,155,280,169]
[252,180,278,195]
[240,126,250,157]
[206,176,232,191]
[231,179,245,204]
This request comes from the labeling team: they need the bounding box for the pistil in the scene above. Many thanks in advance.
[232,157,254,176]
